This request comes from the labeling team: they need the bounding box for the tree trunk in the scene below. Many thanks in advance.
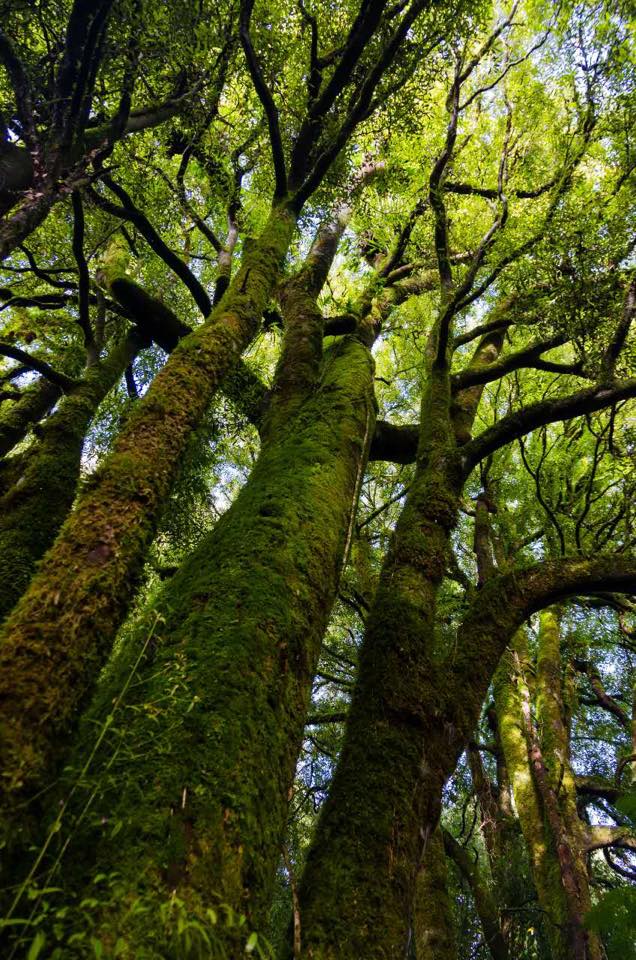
[493,622,604,960]
[28,330,376,954]
[291,328,505,958]
[0,336,138,621]
[0,204,296,818]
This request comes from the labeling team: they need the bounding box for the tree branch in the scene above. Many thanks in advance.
[91,177,212,317]
[0,343,76,391]
[239,0,287,200]
[0,29,40,157]
[575,776,621,804]
[444,178,558,201]
[603,274,635,379]
[462,379,636,478]
[451,334,568,391]
[104,274,268,429]
[71,190,96,362]
[585,825,636,853]
[572,659,630,728]
[368,419,419,464]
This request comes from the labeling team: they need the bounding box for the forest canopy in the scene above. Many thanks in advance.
[0,0,635,958]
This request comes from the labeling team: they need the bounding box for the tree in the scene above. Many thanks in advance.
[0,1,634,957]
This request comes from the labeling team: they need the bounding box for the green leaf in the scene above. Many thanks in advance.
[27,931,46,960]
[245,931,258,953]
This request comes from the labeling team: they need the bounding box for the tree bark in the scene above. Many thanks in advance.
[0,377,60,460]
[40,330,376,952]
[291,323,507,958]
[494,620,604,960]
[0,335,138,621]
[5,207,382,951]
[0,204,296,817]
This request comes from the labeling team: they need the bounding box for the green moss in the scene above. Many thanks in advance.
[0,337,137,623]
[0,377,60,458]
[0,206,297,825]
[5,334,377,955]
[290,367,470,958]
[414,828,457,960]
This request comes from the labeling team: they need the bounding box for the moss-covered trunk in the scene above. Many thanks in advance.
[18,330,376,955]
[0,376,60,460]
[293,360,469,954]
[0,204,296,817]
[494,622,604,960]
[292,327,505,958]
[0,337,138,622]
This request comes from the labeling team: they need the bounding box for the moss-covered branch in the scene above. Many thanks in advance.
[0,377,60,458]
[451,556,636,717]
[102,272,269,427]
[585,826,636,852]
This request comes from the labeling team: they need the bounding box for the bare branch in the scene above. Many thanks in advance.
[0,30,40,158]
[91,177,212,317]
[572,659,630,728]
[71,191,97,363]
[239,0,288,200]
[0,343,76,392]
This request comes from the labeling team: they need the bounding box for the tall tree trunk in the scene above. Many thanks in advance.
[493,622,604,960]
[29,331,376,953]
[0,204,296,819]
[292,330,505,958]
[0,336,138,621]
